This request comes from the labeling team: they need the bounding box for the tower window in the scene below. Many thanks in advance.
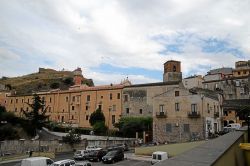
[173,65,176,72]
[175,91,179,97]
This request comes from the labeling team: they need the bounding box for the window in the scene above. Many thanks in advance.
[124,95,129,102]
[112,105,116,111]
[117,93,120,99]
[77,96,80,102]
[63,109,64,112]
[46,159,53,165]
[16,99,18,103]
[72,106,75,110]
[11,99,13,104]
[184,124,190,132]
[72,115,74,120]
[244,71,247,74]
[139,109,142,114]
[126,108,129,114]
[166,123,172,132]
[238,71,241,75]
[61,116,64,122]
[173,65,176,72]
[175,91,179,97]
[191,104,197,113]
[214,105,216,112]
[86,106,89,111]
[66,96,68,102]
[207,103,210,113]
[15,108,17,112]
[87,95,90,101]
[49,107,51,112]
[49,97,52,103]
[65,162,70,166]
[26,107,29,111]
[175,103,180,111]
[20,107,23,112]
[98,104,102,110]
[110,93,112,100]
[22,99,24,103]
[112,115,115,124]
[72,96,75,102]
[159,105,164,112]
[27,99,29,103]
[86,115,89,120]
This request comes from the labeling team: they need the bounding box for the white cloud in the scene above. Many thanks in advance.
[0,0,249,85]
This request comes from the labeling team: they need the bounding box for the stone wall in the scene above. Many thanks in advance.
[0,140,86,155]
[154,117,204,143]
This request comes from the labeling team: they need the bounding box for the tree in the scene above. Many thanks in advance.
[62,129,81,146]
[22,94,49,136]
[89,108,105,126]
[114,117,152,137]
[89,108,107,135]
[93,121,108,135]
[50,82,60,89]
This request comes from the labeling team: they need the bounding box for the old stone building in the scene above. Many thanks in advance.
[153,85,222,143]
[203,60,250,126]
[122,82,179,117]
[122,60,182,117]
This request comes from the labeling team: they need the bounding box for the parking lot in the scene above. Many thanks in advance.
[1,159,151,166]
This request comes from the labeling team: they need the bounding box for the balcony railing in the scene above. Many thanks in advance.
[156,112,167,118]
[214,112,219,118]
[188,111,201,118]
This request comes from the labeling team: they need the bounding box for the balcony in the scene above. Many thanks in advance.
[188,111,201,118]
[156,112,167,118]
[214,112,220,118]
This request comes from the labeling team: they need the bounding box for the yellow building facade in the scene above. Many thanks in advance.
[4,84,124,129]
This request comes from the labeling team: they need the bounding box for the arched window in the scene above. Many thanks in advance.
[173,65,176,72]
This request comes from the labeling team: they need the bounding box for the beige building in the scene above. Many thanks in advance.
[5,84,124,129]
[182,75,204,89]
[153,85,222,143]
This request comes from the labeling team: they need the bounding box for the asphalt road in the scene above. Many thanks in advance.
[0,152,151,166]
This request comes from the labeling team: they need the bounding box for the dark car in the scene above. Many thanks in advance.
[87,150,107,162]
[107,143,129,152]
[102,149,124,164]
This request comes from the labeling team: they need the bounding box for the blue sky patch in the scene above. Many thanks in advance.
[91,63,162,80]
[201,38,245,58]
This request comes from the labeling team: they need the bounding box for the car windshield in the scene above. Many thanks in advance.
[106,151,116,156]
[76,151,81,154]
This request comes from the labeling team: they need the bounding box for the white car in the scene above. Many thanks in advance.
[21,157,54,166]
[74,150,90,160]
[75,161,92,166]
[52,159,76,166]
[86,145,102,151]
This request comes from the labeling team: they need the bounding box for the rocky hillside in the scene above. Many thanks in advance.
[0,68,94,95]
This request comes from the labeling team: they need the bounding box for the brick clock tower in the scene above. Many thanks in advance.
[73,67,84,85]
[163,60,182,82]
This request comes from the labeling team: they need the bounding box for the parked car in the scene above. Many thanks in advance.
[75,161,92,166]
[223,123,241,130]
[151,151,168,165]
[86,145,102,151]
[107,145,123,152]
[116,143,129,151]
[102,149,124,164]
[21,157,54,166]
[87,150,107,162]
[74,150,90,160]
[52,159,76,166]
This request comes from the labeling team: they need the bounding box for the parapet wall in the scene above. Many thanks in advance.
[157,131,245,166]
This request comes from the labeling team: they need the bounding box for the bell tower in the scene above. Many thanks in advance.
[73,67,84,85]
[163,60,182,82]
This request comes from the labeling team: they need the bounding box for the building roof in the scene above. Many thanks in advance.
[222,99,250,110]
[125,81,180,88]
[207,67,233,75]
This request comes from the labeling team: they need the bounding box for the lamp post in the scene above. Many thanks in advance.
[248,115,250,143]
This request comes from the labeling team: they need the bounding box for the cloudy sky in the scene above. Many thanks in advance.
[0,0,249,85]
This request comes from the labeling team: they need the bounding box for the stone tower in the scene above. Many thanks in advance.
[73,67,84,85]
[163,60,182,82]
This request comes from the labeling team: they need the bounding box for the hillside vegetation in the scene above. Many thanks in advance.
[0,68,94,95]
